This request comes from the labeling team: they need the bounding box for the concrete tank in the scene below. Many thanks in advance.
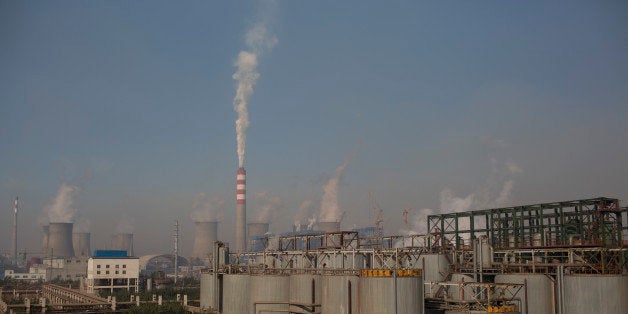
[290,274,321,308]
[200,273,219,311]
[192,221,218,260]
[360,276,423,314]
[321,275,359,314]
[47,223,75,257]
[222,274,251,314]
[72,232,91,256]
[317,221,340,233]
[250,275,290,313]
[111,233,134,256]
[42,225,50,255]
[563,275,628,314]
[495,274,552,314]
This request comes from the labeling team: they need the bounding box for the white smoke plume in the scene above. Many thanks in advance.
[74,216,91,233]
[190,193,225,222]
[294,199,316,231]
[307,216,317,231]
[116,214,135,234]
[319,159,349,222]
[46,183,80,223]
[232,4,278,167]
[254,191,284,223]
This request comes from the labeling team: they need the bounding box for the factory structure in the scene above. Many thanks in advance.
[198,196,628,314]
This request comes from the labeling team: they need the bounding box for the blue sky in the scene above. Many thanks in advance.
[1,1,627,256]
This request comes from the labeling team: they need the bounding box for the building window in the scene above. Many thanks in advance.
[97,271,100,275]
[97,264,101,268]
[106,265,110,268]
[115,265,119,268]
[115,271,119,274]
[122,270,126,274]
[106,271,109,275]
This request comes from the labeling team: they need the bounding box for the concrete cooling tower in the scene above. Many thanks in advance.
[111,233,134,256]
[73,232,91,256]
[42,225,50,255]
[317,221,340,233]
[192,221,218,260]
[48,223,75,257]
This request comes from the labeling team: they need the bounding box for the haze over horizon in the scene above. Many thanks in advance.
[1,1,627,257]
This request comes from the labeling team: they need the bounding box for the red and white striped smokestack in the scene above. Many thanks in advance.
[235,167,247,252]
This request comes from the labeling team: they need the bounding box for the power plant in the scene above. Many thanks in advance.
[235,167,247,253]
[72,232,91,257]
[191,221,218,261]
[46,222,75,257]
[110,233,134,256]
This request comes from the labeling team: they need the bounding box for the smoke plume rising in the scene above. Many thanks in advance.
[190,193,225,222]
[46,183,80,223]
[74,216,91,233]
[232,4,278,167]
[254,191,284,223]
[116,214,135,234]
[294,199,316,231]
[319,159,349,222]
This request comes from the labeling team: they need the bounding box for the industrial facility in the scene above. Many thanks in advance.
[199,197,628,314]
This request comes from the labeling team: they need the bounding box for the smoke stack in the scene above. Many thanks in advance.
[247,222,269,250]
[48,222,75,257]
[317,221,340,233]
[12,196,18,262]
[236,167,247,252]
[111,233,134,256]
[191,221,218,260]
[42,225,50,255]
[73,232,91,256]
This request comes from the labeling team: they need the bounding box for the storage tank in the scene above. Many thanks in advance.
[290,274,321,308]
[192,221,218,260]
[250,275,290,313]
[72,232,91,256]
[222,274,251,314]
[110,233,134,256]
[47,222,75,257]
[200,273,219,311]
[41,225,50,255]
[495,274,552,314]
[360,276,423,314]
[563,275,628,314]
[420,254,451,297]
[321,275,359,314]
[317,221,340,233]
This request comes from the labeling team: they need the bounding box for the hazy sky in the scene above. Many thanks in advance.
[1,1,627,257]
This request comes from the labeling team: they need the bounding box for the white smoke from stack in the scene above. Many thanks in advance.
[232,5,278,167]
[190,193,225,222]
[294,199,316,231]
[319,159,349,222]
[254,191,284,223]
[46,183,80,223]
[116,214,135,234]
[307,216,317,230]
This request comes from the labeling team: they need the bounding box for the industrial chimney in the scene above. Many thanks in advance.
[317,221,340,233]
[235,167,247,252]
[73,232,91,256]
[42,225,50,256]
[111,233,134,256]
[48,222,75,257]
[191,221,218,261]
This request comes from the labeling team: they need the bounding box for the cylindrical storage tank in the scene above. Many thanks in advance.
[317,221,339,233]
[222,274,250,314]
[290,274,321,307]
[360,276,423,314]
[420,254,451,298]
[321,275,359,314]
[72,232,91,256]
[495,274,552,314]
[250,275,290,314]
[42,225,50,255]
[192,221,218,260]
[479,236,492,268]
[200,273,219,311]
[563,275,628,314]
[111,233,134,256]
[48,223,75,257]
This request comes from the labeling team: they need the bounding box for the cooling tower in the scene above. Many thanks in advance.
[236,167,247,252]
[42,225,49,256]
[111,233,134,256]
[192,221,218,259]
[48,222,75,257]
[317,221,340,233]
[73,232,91,256]
[248,222,269,238]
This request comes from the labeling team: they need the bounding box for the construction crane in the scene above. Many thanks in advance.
[368,192,384,237]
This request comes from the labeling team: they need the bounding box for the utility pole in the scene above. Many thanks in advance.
[174,220,179,284]
[12,196,18,264]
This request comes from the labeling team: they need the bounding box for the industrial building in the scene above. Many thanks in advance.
[86,250,139,294]
[200,197,628,314]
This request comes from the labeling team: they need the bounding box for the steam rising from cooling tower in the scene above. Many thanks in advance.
[111,233,134,256]
[254,191,284,223]
[191,221,218,261]
[319,159,349,223]
[46,183,80,223]
[190,193,225,222]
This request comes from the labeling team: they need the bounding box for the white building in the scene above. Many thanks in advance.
[43,257,89,281]
[86,256,139,294]
[4,268,46,282]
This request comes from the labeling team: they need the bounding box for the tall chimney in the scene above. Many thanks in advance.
[191,221,218,261]
[236,167,247,252]
[73,232,91,256]
[12,196,18,262]
[111,233,134,256]
[48,222,75,257]
[42,225,50,256]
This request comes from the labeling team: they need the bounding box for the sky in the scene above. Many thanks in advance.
[1,1,627,257]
